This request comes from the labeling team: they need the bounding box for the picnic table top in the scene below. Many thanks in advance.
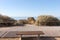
[16,31,44,35]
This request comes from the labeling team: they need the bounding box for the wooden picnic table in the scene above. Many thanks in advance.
[16,31,44,40]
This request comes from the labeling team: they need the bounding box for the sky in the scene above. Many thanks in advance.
[0,0,60,17]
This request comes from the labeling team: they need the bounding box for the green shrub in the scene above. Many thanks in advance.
[19,19,28,24]
[35,15,60,26]
[27,17,35,24]
[16,19,28,26]
[0,15,16,26]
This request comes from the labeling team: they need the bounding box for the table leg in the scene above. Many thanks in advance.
[21,35,22,40]
[19,35,22,40]
[37,35,40,40]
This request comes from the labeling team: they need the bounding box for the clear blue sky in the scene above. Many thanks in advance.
[0,0,60,17]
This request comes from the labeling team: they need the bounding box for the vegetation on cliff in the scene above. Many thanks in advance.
[27,17,35,24]
[0,14,60,26]
[35,15,60,26]
[0,15,16,26]
[16,19,28,26]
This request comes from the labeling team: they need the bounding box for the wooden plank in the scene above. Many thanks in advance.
[16,31,44,35]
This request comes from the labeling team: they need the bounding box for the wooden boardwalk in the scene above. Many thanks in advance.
[0,25,60,37]
[0,25,60,40]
